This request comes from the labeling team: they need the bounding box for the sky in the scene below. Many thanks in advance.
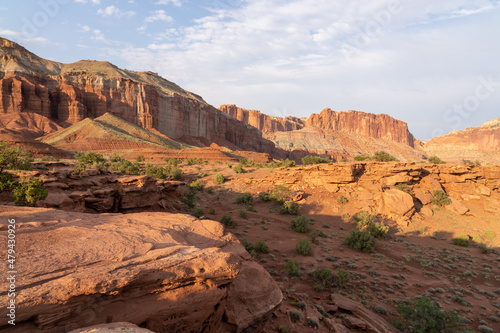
[0,0,499,140]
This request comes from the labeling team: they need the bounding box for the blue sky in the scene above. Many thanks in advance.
[0,0,499,140]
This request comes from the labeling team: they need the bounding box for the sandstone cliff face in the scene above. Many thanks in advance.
[219,104,305,134]
[0,207,282,333]
[424,118,500,164]
[0,37,276,155]
[220,105,422,161]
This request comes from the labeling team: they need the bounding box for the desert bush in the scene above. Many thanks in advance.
[280,200,299,215]
[235,192,253,204]
[478,325,494,333]
[431,190,451,206]
[254,241,269,253]
[109,159,140,175]
[145,164,168,179]
[373,151,398,162]
[0,142,34,172]
[233,163,245,174]
[301,155,331,165]
[337,268,350,289]
[239,210,248,219]
[221,215,237,228]
[193,208,204,218]
[238,158,254,167]
[354,155,371,161]
[393,296,472,333]
[0,172,16,192]
[338,196,348,204]
[41,156,59,162]
[164,157,182,166]
[396,183,413,196]
[290,215,310,233]
[296,238,312,255]
[462,159,481,166]
[186,158,203,165]
[452,235,470,247]
[189,180,204,191]
[289,309,302,323]
[167,166,182,180]
[13,177,48,207]
[214,173,225,184]
[259,185,291,203]
[368,222,389,239]
[72,162,87,176]
[180,191,197,208]
[75,152,106,165]
[344,229,376,252]
[136,155,145,163]
[428,155,446,164]
[375,305,389,315]
[284,259,301,277]
[110,155,122,163]
[312,267,333,290]
[353,211,374,227]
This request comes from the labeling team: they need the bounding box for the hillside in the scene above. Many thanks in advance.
[425,118,500,164]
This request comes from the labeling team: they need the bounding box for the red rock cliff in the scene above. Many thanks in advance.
[307,108,417,147]
[0,37,276,154]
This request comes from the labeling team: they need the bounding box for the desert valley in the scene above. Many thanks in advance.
[0,36,499,333]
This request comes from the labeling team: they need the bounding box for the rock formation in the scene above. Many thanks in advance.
[0,37,276,155]
[0,207,282,332]
[424,118,500,164]
[220,105,423,161]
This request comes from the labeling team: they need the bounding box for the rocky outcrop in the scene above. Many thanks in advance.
[424,118,500,164]
[68,323,155,333]
[219,104,305,134]
[0,207,282,333]
[266,162,500,222]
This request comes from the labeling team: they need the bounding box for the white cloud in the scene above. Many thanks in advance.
[145,10,173,23]
[77,24,91,32]
[74,0,101,4]
[155,0,182,6]
[97,5,136,18]
[106,0,500,140]
[0,29,48,44]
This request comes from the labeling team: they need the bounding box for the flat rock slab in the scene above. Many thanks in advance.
[0,206,282,333]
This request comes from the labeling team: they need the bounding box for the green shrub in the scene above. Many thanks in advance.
[167,166,182,180]
[254,241,269,253]
[72,162,87,175]
[280,200,299,215]
[145,164,167,179]
[233,163,245,174]
[189,180,204,191]
[478,325,493,333]
[186,158,202,165]
[74,152,106,165]
[373,151,398,162]
[452,235,470,247]
[296,238,312,255]
[240,238,254,252]
[337,268,350,289]
[136,155,145,163]
[165,158,182,167]
[354,155,371,161]
[431,190,451,206]
[289,309,302,323]
[396,183,413,196]
[302,155,331,165]
[110,155,122,163]
[368,222,389,239]
[239,210,248,219]
[394,296,472,333]
[353,211,374,227]
[462,159,481,166]
[290,216,310,233]
[221,215,237,228]
[0,173,14,193]
[344,229,376,252]
[209,208,215,215]
[238,158,254,167]
[312,267,333,290]
[338,196,348,204]
[180,191,197,208]
[375,305,389,315]
[41,156,59,162]
[0,142,34,172]
[109,160,140,175]
[259,185,291,203]
[247,205,257,212]
[284,259,301,277]
[193,208,204,218]
[235,192,253,204]
[13,178,48,207]
[214,173,225,184]
[428,155,446,164]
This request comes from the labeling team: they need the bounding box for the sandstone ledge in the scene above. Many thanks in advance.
[0,207,282,332]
